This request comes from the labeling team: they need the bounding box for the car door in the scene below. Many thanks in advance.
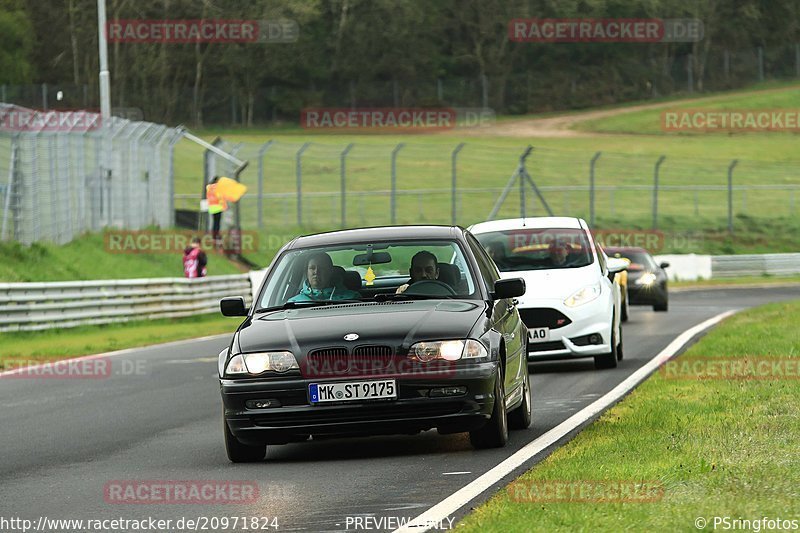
[466,234,526,396]
[595,243,621,339]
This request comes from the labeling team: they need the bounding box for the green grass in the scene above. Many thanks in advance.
[173,83,800,257]
[457,300,800,532]
[0,313,239,367]
[577,82,800,135]
[0,232,248,282]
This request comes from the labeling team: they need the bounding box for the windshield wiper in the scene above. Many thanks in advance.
[254,299,364,313]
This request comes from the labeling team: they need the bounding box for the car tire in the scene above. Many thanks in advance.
[653,301,668,312]
[616,319,624,361]
[508,371,532,430]
[224,417,266,463]
[594,318,618,369]
[469,371,509,449]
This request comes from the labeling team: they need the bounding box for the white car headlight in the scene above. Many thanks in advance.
[225,351,299,376]
[564,283,601,307]
[635,272,657,286]
[409,339,488,362]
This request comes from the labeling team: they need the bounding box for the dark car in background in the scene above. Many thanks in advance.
[218,226,530,462]
[604,247,669,312]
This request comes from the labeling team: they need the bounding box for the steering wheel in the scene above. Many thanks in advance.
[404,279,457,296]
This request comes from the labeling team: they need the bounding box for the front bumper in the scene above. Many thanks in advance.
[627,283,668,305]
[521,297,612,361]
[221,362,498,445]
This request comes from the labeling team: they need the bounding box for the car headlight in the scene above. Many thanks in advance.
[635,272,657,286]
[408,339,488,362]
[564,283,601,307]
[225,351,299,376]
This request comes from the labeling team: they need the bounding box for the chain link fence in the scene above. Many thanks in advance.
[0,104,182,245]
[177,140,800,234]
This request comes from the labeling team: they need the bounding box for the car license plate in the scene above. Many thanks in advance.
[529,327,550,342]
[309,379,397,403]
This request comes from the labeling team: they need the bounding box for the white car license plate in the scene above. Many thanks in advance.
[529,327,550,342]
[309,380,397,403]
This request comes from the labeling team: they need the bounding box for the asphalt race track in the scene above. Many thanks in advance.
[2,286,799,532]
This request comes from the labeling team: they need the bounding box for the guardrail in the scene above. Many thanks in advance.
[655,253,800,281]
[0,274,252,332]
[711,253,800,278]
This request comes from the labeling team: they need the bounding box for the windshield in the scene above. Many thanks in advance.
[257,239,478,310]
[606,250,657,271]
[474,228,595,272]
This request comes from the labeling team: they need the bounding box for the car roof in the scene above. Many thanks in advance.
[285,225,464,249]
[468,217,585,234]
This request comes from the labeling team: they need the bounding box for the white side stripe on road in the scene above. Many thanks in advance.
[394,310,737,533]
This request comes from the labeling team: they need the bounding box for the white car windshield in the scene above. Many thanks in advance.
[475,228,594,272]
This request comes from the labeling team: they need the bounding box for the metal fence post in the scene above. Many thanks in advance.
[340,143,354,227]
[451,143,465,224]
[41,83,48,110]
[390,143,405,224]
[687,54,694,93]
[728,159,738,234]
[652,155,666,229]
[257,140,274,230]
[296,142,311,227]
[1,142,18,240]
[589,152,601,225]
[758,46,764,82]
[481,75,489,108]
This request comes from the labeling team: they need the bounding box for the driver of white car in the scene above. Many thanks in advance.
[396,250,440,294]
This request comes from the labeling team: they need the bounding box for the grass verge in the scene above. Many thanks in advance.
[0,232,249,282]
[457,299,800,532]
[0,313,239,367]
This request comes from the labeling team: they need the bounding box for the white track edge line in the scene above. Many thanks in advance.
[394,309,736,533]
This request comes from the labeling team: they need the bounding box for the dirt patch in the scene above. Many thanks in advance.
[443,85,800,138]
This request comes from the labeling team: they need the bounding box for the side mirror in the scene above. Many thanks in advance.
[606,257,629,274]
[659,261,670,269]
[220,296,249,317]
[494,278,525,299]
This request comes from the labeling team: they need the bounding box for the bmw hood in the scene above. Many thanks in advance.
[499,265,599,304]
[235,299,485,355]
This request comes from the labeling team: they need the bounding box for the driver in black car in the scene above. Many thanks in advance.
[396,250,440,294]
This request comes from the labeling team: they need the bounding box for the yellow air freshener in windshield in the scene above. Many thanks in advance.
[365,266,376,286]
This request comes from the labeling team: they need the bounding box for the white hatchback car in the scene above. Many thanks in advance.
[469,217,626,369]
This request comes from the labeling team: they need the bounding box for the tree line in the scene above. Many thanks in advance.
[0,0,797,126]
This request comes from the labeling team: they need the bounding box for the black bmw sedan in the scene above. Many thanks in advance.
[218,226,530,462]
